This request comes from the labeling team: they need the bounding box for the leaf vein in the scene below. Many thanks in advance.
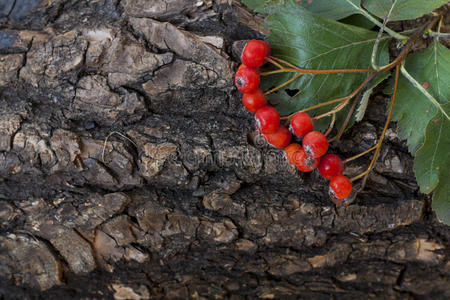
[429,117,444,187]
[434,41,442,100]
[299,37,390,64]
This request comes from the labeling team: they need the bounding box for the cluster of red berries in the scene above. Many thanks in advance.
[235,40,353,205]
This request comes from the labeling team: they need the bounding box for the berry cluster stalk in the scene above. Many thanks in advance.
[259,16,440,196]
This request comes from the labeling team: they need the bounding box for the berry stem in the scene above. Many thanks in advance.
[268,56,376,74]
[324,113,336,137]
[280,72,377,121]
[264,73,302,95]
[371,0,397,70]
[279,97,348,120]
[351,65,400,183]
[343,145,377,163]
[263,17,438,109]
[313,99,350,120]
[260,69,301,76]
[330,92,360,142]
[265,56,284,69]
[267,56,300,70]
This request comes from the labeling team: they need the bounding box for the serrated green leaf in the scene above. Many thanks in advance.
[299,0,361,20]
[242,0,362,20]
[414,103,450,224]
[259,0,389,129]
[392,40,450,225]
[362,0,449,21]
[392,41,450,154]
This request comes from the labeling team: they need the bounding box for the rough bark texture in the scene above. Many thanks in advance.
[0,1,449,299]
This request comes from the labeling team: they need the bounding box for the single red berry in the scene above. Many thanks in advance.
[284,143,301,164]
[303,131,329,158]
[264,126,292,149]
[235,64,260,93]
[255,106,280,134]
[290,112,313,138]
[242,89,267,112]
[294,147,320,172]
[318,154,344,180]
[241,40,270,68]
[329,175,352,200]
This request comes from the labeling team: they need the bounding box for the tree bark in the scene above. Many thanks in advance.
[0,1,448,299]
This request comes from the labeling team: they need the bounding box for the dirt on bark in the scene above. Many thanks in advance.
[0,1,449,299]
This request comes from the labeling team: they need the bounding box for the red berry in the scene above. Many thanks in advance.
[284,143,301,164]
[235,64,260,93]
[302,131,329,158]
[290,112,313,138]
[294,147,320,172]
[264,126,292,148]
[241,40,270,68]
[255,106,280,134]
[243,89,267,112]
[318,154,344,180]
[329,175,352,200]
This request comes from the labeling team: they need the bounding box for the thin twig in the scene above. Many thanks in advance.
[260,68,300,76]
[427,31,450,39]
[343,0,407,40]
[344,145,377,163]
[313,99,350,120]
[378,17,440,72]
[268,56,301,70]
[265,57,284,69]
[280,97,349,120]
[264,73,302,95]
[371,0,397,70]
[280,73,377,120]
[325,113,336,137]
[436,15,444,42]
[351,65,400,184]
[268,56,376,74]
[331,92,360,142]
[102,131,137,163]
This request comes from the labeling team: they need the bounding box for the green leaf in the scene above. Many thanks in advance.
[362,0,449,21]
[414,103,450,224]
[392,41,450,154]
[298,0,361,20]
[242,0,408,41]
[340,14,375,29]
[392,40,450,225]
[242,0,362,20]
[260,0,389,128]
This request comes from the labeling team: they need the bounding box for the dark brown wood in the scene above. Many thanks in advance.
[0,1,448,299]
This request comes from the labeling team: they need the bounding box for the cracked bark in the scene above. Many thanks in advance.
[0,1,449,299]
